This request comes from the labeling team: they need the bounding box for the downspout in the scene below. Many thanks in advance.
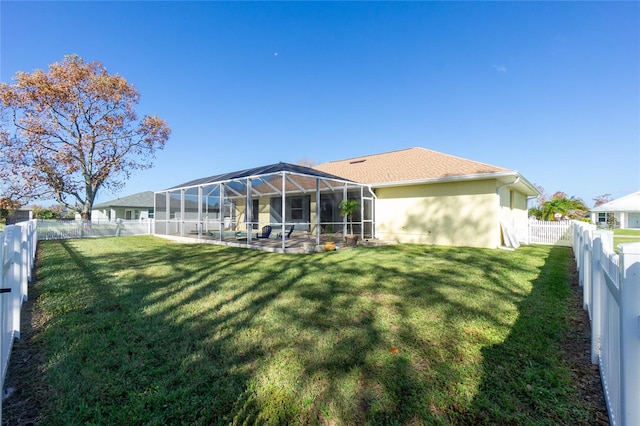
[316,179,321,246]
[496,176,520,195]
[370,185,377,239]
[526,195,537,245]
[246,178,252,243]
[281,171,286,252]
[496,176,520,248]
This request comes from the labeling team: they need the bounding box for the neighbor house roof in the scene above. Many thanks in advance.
[93,191,155,209]
[314,147,538,195]
[591,191,640,212]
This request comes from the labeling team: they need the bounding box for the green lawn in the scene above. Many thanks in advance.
[613,228,640,236]
[19,237,596,424]
[613,228,640,249]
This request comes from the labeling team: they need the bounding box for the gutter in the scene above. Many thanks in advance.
[371,171,538,195]
[496,176,520,194]
[496,176,522,248]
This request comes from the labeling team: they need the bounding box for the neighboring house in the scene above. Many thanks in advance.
[5,206,33,225]
[590,191,640,229]
[92,191,155,221]
[314,147,539,248]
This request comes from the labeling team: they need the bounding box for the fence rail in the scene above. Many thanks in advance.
[0,218,633,424]
[0,220,37,424]
[0,218,149,422]
[36,219,152,240]
[573,220,640,426]
[528,219,573,246]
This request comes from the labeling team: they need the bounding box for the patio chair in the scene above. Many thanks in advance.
[277,224,295,239]
[256,225,272,239]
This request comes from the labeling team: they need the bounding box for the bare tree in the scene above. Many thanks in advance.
[0,55,171,219]
[296,158,317,168]
[593,193,612,207]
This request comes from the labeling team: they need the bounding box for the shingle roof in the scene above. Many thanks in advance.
[314,147,511,185]
[93,191,155,209]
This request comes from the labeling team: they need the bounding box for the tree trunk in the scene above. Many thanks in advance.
[82,184,96,221]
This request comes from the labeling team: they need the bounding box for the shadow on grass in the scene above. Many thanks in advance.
[463,246,599,425]
[3,237,601,425]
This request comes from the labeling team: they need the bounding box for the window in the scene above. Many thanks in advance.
[269,196,310,223]
[290,198,303,220]
[598,212,607,223]
[125,210,132,220]
[252,199,259,229]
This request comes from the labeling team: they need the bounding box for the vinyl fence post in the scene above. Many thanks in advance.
[583,232,593,316]
[0,231,4,296]
[619,242,640,426]
[591,233,604,365]
[20,225,28,302]
[601,230,614,252]
[0,232,3,426]
[11,228,21,339]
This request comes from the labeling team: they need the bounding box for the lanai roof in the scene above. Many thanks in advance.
[167,162,356,190]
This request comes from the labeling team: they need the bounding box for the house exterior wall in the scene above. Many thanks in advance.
[91,209,110,221]
[612,212,640,229]
[256,195,320,234]
[91,207,152,221]
[499,188,530,244]
[628,212,640,229]
[373,179,500,248]
[591,211,640,229]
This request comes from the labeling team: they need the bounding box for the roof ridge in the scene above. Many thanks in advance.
[317,146,509,171]
[416,148,509,171]
[318,147,419,165]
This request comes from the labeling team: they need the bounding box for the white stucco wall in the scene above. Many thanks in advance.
[499,188,530,244]
[373,179,501,248]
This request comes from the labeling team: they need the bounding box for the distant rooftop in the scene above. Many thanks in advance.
[93,191,155,209]
[591,191,640,212]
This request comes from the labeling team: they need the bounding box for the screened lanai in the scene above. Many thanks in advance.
[154,163,375,252]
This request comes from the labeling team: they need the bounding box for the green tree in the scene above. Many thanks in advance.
[0,197,20,223]
[528,186,589,221]
[338,199,359,234]
[31,205,61,219]
[536,196,588,221]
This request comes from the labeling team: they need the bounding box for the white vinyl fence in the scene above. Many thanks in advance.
[37,219,152,240]
[573,221,640,426]
[0,220,37,424]
[0,218,149,422]
[528,219,573,246]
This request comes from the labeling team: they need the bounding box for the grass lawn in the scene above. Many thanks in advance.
[7,236,600,425]
[613,228,640,248]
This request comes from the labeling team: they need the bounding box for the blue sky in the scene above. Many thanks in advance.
[2,1,638,207]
